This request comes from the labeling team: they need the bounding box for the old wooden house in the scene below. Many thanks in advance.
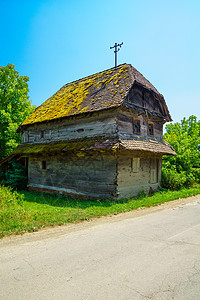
[6,63,176,198]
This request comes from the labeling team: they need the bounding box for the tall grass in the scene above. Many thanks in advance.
[0,185,200,238]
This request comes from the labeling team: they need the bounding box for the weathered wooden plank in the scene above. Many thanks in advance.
[117,120,133,134]
[22,118,117,144]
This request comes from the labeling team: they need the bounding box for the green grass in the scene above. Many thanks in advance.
[1,184,200,238]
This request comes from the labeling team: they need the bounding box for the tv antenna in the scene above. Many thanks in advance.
[110,42,123,68]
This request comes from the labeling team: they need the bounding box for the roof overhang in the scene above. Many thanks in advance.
[2,137,176,158]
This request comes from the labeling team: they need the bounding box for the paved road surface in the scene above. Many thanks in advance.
[1,196,200,300]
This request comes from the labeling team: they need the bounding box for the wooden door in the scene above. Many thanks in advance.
[150,158,158,183]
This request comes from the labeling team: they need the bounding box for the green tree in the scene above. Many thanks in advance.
[0,64,35,159]
[162,115,200,189]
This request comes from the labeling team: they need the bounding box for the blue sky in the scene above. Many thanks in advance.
[1,0,200,124]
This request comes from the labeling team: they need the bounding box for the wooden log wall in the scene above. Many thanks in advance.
[28,151,117,198]
[22,110,117,144]
[117,108,163,141]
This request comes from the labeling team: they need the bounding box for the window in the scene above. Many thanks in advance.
[133,119,140,134]
[24,132,29,143]
[148,123,154,136]
[42,161,46,170]
[41,130,45,138]
[131,158,140,173]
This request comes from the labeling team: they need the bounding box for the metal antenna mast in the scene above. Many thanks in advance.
[110,42,123,68]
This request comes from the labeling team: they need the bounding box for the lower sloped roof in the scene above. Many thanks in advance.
[11,138,117,155]
[8,137,176,156]
[119,139,176,155]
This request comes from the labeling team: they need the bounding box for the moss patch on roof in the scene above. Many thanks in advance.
[22,64,131,126]
[21,63,171,127]
[13,137,119,155]
[12,136,176,156]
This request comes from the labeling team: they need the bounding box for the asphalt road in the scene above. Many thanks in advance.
[1,196,200,300]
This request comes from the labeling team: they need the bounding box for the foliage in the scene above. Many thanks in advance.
[0,64,35,159]
[0,184,200,238]
[161,168,187,190]
[162,115,200,189]
[0,185,27,237]
[2,160,28,190]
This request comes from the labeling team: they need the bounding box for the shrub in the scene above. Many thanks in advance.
[186,173,196,186]
[191,168,200,183]
[0,185,24,209]
[161,168,187,190]
[162,115,200,190]
[4,160,28,190]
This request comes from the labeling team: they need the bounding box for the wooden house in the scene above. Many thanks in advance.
[6,63,176,198]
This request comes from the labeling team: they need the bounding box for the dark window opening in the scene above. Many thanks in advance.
[41,130,45,138]
[142,91,145,100]
[77,128,84,132]
[133,119,140,134]
[42,161,46,170]
[148,123,154,136]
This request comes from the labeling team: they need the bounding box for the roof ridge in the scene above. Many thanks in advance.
[129,65,160,94]
[63,63,128,87]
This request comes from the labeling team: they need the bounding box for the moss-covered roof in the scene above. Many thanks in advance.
[12,138,118,155]
[21,63,170,127]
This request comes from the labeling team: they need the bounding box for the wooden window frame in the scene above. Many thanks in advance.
[133,118,141,134]
[148,122,154,136]
[24,132,29,143]
[131,157,140,173]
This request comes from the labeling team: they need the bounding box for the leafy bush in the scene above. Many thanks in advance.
[162,115,200,190]
[3,160,28,190]
[161,168,187,190]
[191,168,200,183]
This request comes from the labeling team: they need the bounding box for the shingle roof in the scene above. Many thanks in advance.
[118,139,176,155]
[21,63,171,127]
[7,136,175,157]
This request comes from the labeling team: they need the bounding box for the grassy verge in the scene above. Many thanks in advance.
[1,185,200,238]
